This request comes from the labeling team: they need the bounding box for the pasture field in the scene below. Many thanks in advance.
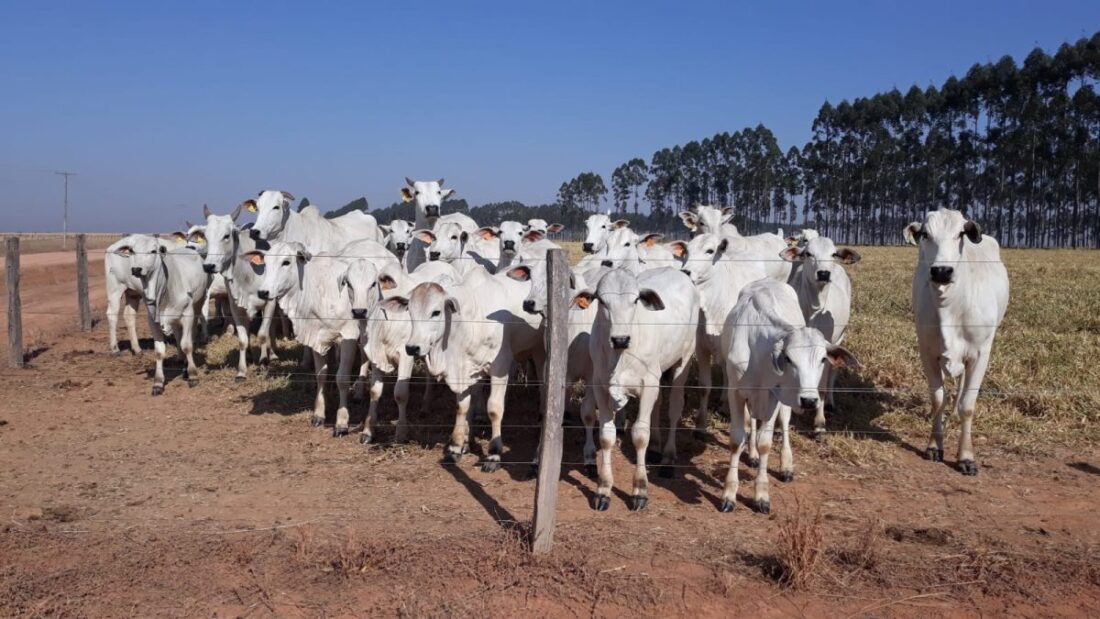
[1,242,1099,617]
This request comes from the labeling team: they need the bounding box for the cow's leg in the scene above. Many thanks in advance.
[124,294,142,355]
[257,302,279,366]
[812,366,829,438]
[393,355,414,443]
[352,357,369,401]
[444,388,472,464]
[693,346,713,439]
[332,339,357,437]
[179,311,199,387]
[107,288,122,353]
[418,376,435,414]
[920,351,948,463]
[753,397,779,515]
[746,416,760,468]
[310,349,327,428]
[777,404,794,482]
[149,311,167,395]
[956,350,991,476]
[199,295,210,343]
[630,381,659,511]
[362,365,384,445]
[580,385,598,479]
[660,362,689,478]
[720,389,749,512]
[481,361,511,473]
[592,383,616,511]
[228,302,250,381]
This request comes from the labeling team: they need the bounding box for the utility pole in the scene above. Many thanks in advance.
[55,171,76,249]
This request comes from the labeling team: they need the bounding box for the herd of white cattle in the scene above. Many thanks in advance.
[102,178,1010,514]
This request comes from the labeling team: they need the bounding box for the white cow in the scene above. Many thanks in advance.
[249,241,379,436]
[379,266,544,472]
[400,178,470,271]
[574,267,699,511]
[122,237,211,395]
[416,222,501,276]
[104,234,167,354]
[780,236,861,435]
[380,219,416,265]
[359,260,462,444]
[668,233,768,438]
[679,205,791,282]
[600,226,678,273]
[720,279,857,514]
[526,219,563,237]
[494,220,528,268]
[904,209,1009,476]
[244,190,384,250]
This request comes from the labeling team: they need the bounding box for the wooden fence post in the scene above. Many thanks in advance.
[532,248,569,554]
[76,234,92,331]
[7,237,23,368]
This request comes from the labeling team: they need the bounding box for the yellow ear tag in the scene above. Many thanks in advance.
[401,189,414,203]
[244,200,258,213]
[174,235,186,245]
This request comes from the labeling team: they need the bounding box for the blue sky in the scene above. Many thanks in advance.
[2,1,1098,231]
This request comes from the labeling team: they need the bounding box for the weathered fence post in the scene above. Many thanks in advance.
[76,234,92,331]
[532,248,569,554]
[6,237,23,368]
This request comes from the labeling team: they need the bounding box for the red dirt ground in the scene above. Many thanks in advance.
[1,263,1099,617]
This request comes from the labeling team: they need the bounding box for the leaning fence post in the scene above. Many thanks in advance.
[76,234,92,331]
[532,248,569,554]
[6,237,23,368]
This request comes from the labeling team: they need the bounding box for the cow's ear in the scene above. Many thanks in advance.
[295,247,312,263]
[378,274,398,290]
[190,231,207,246]
[115,246,133,257]
[720,206,735,223]
[678,211,698,230]
[444,297,460,314]
[834,248,861,265]
[230,203,242,222]
[380,296,409,313]
[637,288,665,311]
[405,220,415,229]
[476,227,497,241]
[963,220,982,243]
[613,219,630,229]
[280,191,295,202]
[668,241,687,258]
[441,188,456,200]
[640,233,663,247]
[506,265,531,282]
[400,187,414,203]
[523,230,544,243]
[571,290,595,310]
[203,204,213,219]
[241,199,258,213]
[785,235,799,247]
[460,231,469,245]
[827,345,859,369]
[379,225,391,236]
[546,223,564,233]
[771,339,787,375]
[415,229,435,244]
[903,222,924,245]
[716,238,728,254]
[171,231,188,245]
[780,246,802,262]
[243,251,264,266]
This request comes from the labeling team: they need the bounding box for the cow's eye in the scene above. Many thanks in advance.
[222,235,230,241]
[805,253,813,259]
[623,242,630,247]
[415,191,420,196]
[451,236,458,241]
[273,205,280,210]
[281,260,290,267]
[706,249,715,255]
[431,310,441,318]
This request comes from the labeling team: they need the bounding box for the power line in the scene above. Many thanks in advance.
[54,171,77,249]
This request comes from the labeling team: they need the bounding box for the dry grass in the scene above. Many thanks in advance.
[774,496,826,589]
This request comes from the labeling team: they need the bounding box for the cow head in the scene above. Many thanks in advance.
[526,219,563,237]
[771,327,858,412]
[418,222,468,263]
[496,221,527,255]
[780,235,860,288]
[199,203,243,275]
[242,190,294,241]
[381,219,415,257]
[401,177,455,222]
[601,227,662,272]
[249,241,311,303]
[337,258,379,321]
[669,233,728,284]
[904,208,983,286]
[574,269,664,350]
[583,213,625,254]
[785,228,819,248]
[380,282,459,359]
[680,205,735,236]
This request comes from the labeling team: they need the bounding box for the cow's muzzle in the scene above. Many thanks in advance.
[600,260,613,268]
[610,336,631,350]
[249,228,260,240]
[203,263,217,274]
[257,290,271,301]
[131,267,143,277]
[816,270,831,283]
[503,240,516,253]
[429,252,441,261]
[394,242,407,253]
[930,266,954,284]
[405,344,423,358]
[800,396,819,411]
[582,243,594,254]
[425,206,440,218]
[522,299,537,314]
[351,308,367,320]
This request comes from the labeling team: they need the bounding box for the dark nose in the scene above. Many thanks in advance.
[681,269,692,276]
[203,263,216,274]
[582,243,594,253]
[395,242,407,252]
[522,299,536,314]
[257,290,270,301]
[816,270,831,282]
[503,240,515,252]
[610,336,630,350]
[601,260,613,268]
[405,344,421,357]
[800,396,819,411]
[249,229,260,240]
[425,206,439,218]
[351,309,367,319]
[429,252,440,261]
[131,267,143,277]
[930,266,954,284]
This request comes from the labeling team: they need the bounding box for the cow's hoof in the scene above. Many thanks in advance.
[111,349,121,356]
[926,447,944,463]
[481,459,501,474]
[693,428,709,441]
[332,425,348,438]
[584,464,598,480]
[658,464,674,479]
[631,496,648,512]
[258,358,270,368]
[151,385,164,396]
[234,375,246,383]
[719,499,736,513]
[359,434,372,445]
[745,456,760,469]
[958,460,979,476]
[442,450,462,465]
[309,416,324,428]
[187,378,198,388]
[593,496,610,512]
[460,442,470,455]
[812,428,826,441]
[756,500,771,515]
[778,470,795,483]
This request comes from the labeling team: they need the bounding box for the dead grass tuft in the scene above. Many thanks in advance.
[774,496,826,589]
[836,517,885,570]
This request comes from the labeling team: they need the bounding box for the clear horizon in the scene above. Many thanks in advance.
[2,1,1099,232]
